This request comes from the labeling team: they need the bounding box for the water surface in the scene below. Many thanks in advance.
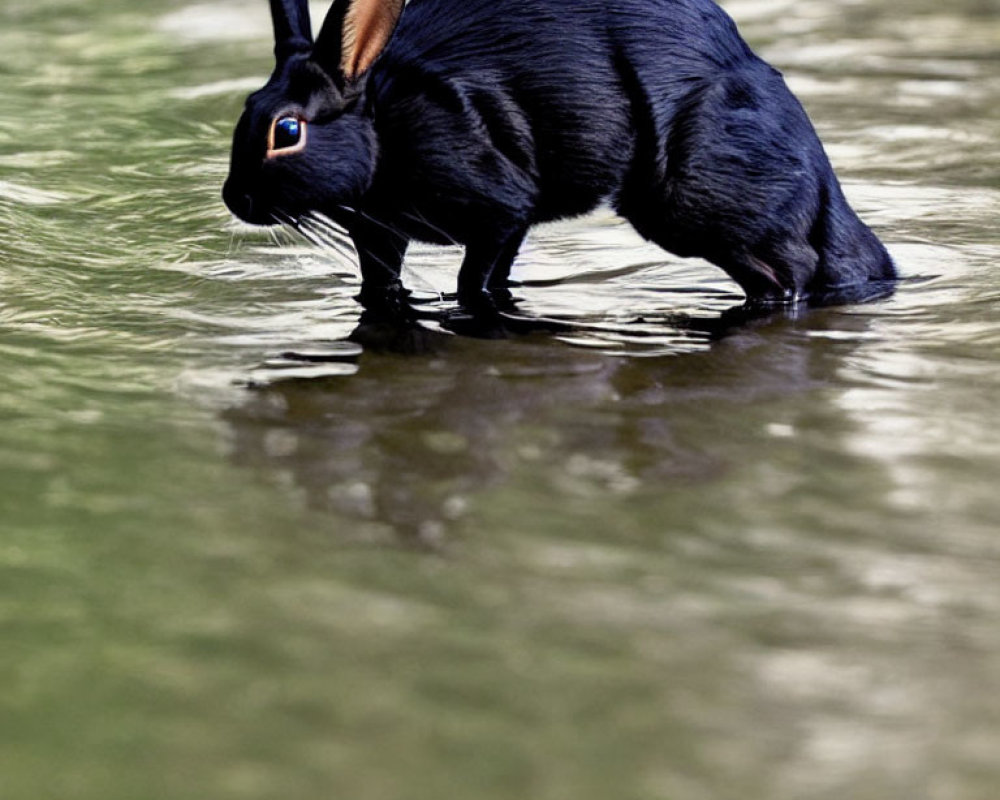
[1,0,998,798]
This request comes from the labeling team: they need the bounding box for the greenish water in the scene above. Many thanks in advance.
[1,1,999,798]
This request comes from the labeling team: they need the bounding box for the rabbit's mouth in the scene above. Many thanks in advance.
[222,181,281,227]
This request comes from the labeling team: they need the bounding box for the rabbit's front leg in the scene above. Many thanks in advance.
[457,229,526,315]
[351,217,412,318]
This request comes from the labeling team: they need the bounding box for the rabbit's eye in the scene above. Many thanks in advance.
[274,117,301,148]
[267,116,307,158]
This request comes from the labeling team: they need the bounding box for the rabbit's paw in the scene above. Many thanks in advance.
[355,282,415,322]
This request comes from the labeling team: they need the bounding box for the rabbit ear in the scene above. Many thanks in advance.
[313,0,405,83]
[270,0,313,60]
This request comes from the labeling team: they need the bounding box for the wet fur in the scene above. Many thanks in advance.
[224,0,896,314]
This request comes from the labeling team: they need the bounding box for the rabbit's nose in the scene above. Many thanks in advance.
[222,181,255,222]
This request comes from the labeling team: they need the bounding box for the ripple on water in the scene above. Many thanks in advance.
[0,1,999,799]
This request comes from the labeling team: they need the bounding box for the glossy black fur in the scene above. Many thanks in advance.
[223,0,896,315]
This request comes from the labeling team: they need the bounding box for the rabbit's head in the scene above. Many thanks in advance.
[223,0,404,226]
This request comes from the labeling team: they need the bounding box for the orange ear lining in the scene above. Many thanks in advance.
[340,0,405,81]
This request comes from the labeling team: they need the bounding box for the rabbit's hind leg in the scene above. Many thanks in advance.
[620,70,827,302]
[621,199,812,304]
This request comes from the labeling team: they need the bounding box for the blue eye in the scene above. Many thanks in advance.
[270,116,305,154]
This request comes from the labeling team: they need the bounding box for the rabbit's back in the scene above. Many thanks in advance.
[382,0,753,73]
[367,0,766,223]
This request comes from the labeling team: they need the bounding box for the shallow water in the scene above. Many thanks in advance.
[1,0,999,797]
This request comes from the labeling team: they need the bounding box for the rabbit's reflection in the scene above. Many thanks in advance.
[223,303,881,543]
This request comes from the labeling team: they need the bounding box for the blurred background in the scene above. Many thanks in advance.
[0,0,998,798]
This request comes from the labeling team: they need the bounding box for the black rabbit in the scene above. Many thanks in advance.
[223,0,896,317]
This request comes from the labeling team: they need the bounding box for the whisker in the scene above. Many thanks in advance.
[299,224,349,260]
[300,215,357,264]
[268,207,447,302]
[400,209,457,245]
[353,210,447,298]
[305,211,352,244]
[357,209,404,239]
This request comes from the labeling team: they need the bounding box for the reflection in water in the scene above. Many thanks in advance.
[223,304,875,543]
